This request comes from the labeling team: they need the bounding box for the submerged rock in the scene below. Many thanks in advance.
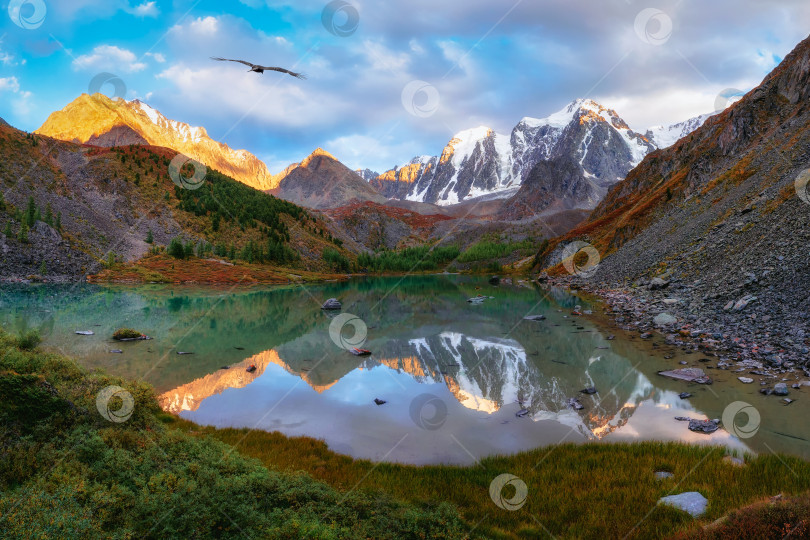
[515,408,530,418]
[373,398,387,406]
[321,298,342,310]
[679,392,693,399]
[75,330,94,336]
[654,471,674,480]
[658,368,713,384]
[657,492,708,517]
[774,383,789,396]
[567,398,584,411]
[738,377,754,384]
[580,387,597,395]
[524,315,546,321]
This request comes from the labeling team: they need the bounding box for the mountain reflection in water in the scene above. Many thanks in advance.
[2,276,801,464]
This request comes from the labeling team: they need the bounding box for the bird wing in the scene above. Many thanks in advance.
[256,65,307,79]
[210,57,256,68]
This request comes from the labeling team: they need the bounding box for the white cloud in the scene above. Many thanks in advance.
[129,1,159,17]
[73,45,147,73]
[146,52,166,63]
[188,16,220,36]
[362,40,411,72]
[0,77,21,93]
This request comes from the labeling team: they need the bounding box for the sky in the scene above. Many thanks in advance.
[1,0,809,174]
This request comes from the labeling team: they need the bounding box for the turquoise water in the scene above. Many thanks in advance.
[1,276,805,464]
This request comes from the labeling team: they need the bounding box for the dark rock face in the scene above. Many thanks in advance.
[86,125,148,146]
[497,156,601,220]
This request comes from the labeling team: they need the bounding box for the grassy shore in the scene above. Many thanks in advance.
[169,421,810,539]
[87,253,351,284]
[2,330,810,538]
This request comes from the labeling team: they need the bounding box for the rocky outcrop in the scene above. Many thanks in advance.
[271,148,387,209]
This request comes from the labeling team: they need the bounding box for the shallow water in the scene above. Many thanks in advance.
[2,276,807,464]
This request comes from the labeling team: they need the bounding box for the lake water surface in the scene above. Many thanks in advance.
[2,276,807,464]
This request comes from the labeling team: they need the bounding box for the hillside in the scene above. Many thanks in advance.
[536,33,810,362]
[0,121,354,281]
[270,148,387,209]
[36,94,279,190]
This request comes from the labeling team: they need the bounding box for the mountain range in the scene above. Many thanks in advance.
[35,94,712,223]
[369,100,712,211]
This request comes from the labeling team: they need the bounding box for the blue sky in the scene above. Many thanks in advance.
[1,0,809,173]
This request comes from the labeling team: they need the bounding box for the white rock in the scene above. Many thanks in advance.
[657,492,708,517]
[737,377,754,384]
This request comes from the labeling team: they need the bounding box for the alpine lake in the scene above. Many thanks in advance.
[3,275,807,465]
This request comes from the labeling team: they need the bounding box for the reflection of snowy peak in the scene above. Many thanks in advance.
[370,100,713,212]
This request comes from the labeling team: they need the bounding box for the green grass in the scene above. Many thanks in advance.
[0,330,464,539]
[170,423,810,539]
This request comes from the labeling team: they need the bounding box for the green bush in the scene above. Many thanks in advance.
[323,248,351,271]
[357,245,460,272]
[167,237,185,259]
[112,328,142,340]
[16,330,41,351]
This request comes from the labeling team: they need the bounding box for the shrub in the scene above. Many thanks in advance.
[16,330,41,351]
[167,237,185,259]
[112,328,142,340]
[323,248,350,271]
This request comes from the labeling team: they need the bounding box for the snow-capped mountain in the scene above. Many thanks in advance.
[355,168,380,182]
[371,99,711,208]
[36,93,279,190]
[645,113,716,149]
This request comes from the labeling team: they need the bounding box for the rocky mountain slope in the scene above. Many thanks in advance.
[0,122,354,280]
[270,148,387,209]
[370,100,710,212]
[538,33,810,365]
[36,94,279,190]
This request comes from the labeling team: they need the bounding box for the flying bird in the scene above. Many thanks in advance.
[210,57,306,79]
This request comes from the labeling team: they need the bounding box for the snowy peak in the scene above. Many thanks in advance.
[369,98,704,209]
[36,93,278,190]
[645,112,715,149]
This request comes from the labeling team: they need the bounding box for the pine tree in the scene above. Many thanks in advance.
[18,222,28,243]
[3,222,10,237]
[146,230,154,244]
[107,252,115,268]
[44,203,53,226]
[0,191,5,211]
[168,237,185,259]
[25,197,36,227]
[55,212,62,231]
[39,260,47,275]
